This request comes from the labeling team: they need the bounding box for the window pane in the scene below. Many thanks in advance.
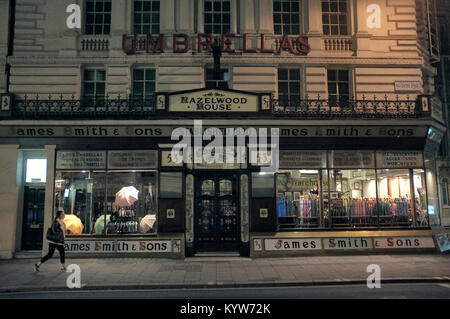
[143,1,151,11]
[279,82,289,93]
[95,83,105,95]
[145,82,155,94]
[205,1,212,11]
[146,69,155,80]
[277,170,319,228]
[84,83,95,96]
[84,70,95,81]
[290,69,300,80]
[377,169,412,227]
[96,70,106,82]
[274,25,282,35]
[105,172,157,234]
[222,1,230,11]
[252,173,275,198]
[414,169,428,227]
[160,172,183,198]
[278,69,288,80]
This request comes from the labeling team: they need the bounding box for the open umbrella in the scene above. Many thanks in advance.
[63,214,84,235]
[94,214,111,234]
[140,214,156,233]
[114,186,139,207]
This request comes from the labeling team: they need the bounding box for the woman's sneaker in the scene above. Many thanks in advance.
[34,264,39,272]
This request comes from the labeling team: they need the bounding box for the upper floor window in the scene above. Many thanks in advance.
[204,0,231,34]
[85,0,111,35]
[83,69,106,105]
[322,0,348,35]
[273,0,301,35]
[134,1,160,35]
[206,68,229,89]
[327,69,350,107]
[133,69,156,99]
[278,68,301,106]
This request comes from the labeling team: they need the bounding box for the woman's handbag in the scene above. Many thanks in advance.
[46,221,64,244]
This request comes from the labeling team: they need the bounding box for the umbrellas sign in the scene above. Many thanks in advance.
[115,186,139,207]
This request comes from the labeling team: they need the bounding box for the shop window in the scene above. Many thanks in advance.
[321,0,348,35]
[26,159,47,183]
[206,68,229,89]
[133,69,156,100]
[83,69,106,106]
[277,170,320,228]
[327,69,350,107]
[327,169,377,228]
[273,0,301,35]
[376,169,413,227]
[106,172,156,234]
[55,171,94,235]
[278,68,301,108]
[85,0,111,35]
[133,0,160,35]
[55,171,157,236]
[204,0,231,34]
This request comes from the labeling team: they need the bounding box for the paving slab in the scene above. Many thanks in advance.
[0,254,449,292]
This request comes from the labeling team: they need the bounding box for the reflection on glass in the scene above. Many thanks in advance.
[251,173,275,198]
[377,169,412,227]
[277,170,320,228]
[55,171,90,235]
[106,172,156,235]
[219,179,232,197]
[201,180,215,196]
[414,169,428,227]
[327,170,378,227]
[55,171,157,236]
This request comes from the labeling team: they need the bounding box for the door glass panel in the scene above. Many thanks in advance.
[201,180,215,196]
[198,199,215,242]
[219,179,232,196]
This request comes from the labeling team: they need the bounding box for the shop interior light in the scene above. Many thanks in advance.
[26,159,47,183]
[299,170,318,174]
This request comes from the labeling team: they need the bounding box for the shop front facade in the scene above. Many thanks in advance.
[0,0,449,259]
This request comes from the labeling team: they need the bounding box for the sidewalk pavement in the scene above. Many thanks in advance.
[0,254,449,292]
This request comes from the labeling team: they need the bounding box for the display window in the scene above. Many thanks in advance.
[55,170,157,236]
[327,169,377,228]
[376,169,412,226]
[274,150,429,230]
[277,170,321,229]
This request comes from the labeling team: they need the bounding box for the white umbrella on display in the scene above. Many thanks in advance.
[114,186,139,207]
[140,214,156,233]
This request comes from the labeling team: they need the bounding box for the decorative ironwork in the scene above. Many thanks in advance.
[271,95,420,119]
[80,38,109,51]
[9,94,423,119]
[12,94,156,119]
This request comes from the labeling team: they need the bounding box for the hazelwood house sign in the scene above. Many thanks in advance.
[122,33,311,55]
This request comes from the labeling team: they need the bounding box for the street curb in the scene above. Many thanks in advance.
[1,278,450,294]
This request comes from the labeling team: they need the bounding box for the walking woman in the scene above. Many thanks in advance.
[34,210,67,272]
